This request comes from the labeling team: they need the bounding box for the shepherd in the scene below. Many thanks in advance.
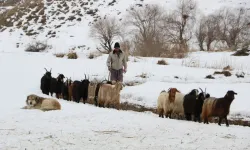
[106,42,127,83]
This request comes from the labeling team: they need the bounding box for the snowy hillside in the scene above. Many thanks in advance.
[0,0,250,53]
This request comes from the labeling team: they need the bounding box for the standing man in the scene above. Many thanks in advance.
[106,42,127,83]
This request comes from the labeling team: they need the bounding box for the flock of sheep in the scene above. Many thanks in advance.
[157,88,237,126]
[40,68,123,109]
[40,68,238,127]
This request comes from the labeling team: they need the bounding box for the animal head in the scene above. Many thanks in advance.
[112,81,123,91]
[26,94,42,107]
[44,68,52,79]
[225,90,237,100]
[64,77,72,86]
[168,88,180,94]
[190,89,199,96]
[57,74,65,82]
[199,88,208,98]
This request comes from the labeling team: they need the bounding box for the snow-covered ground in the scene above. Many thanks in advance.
[0,51,250,149]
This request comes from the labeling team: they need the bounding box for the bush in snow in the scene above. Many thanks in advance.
[25,41,50,52]
[67,51,78,59]
[157,59,168,65]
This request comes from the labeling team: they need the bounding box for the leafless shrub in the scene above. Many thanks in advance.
[162,0,197,54]
[67,51,78,59]
[195,17,207,51]
[125,4,168,57]
[88,51,102,59]
[54,53,65,58]
[90,16,123,54]
[25,41,50,52]
[217,7,250,50]
[157,59,168,65]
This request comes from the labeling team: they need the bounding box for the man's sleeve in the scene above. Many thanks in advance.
[106,53,111,68]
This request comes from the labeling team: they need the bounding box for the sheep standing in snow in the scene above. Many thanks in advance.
[72,75,90,103]
[194,88,210,122]
[62,78,73,101]
[98,81,123,110]
[172,92,185,119]
[160,88,182,119]
[201,90,237,126]
[40,68,52,95]
[88,81,98,105]
[183,89,199,121]
[49,73,65,99]
[157,90,168,118]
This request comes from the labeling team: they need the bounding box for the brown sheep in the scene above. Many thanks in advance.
[98,81,123,110]
[201,90,237,127]
[68,79,73,101]
[88,81,98,105]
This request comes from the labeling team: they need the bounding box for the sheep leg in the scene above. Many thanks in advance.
[218,117,222,126]
[225,116,229,127]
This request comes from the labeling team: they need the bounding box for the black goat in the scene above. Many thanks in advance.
[183,89,199,121]
[49,73,65,99]
[194,88,210,122]
[72,74,90,104]
[40,68,52,95]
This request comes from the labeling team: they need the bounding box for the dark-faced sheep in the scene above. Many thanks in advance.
[40,68,52,95]
[72,75,90,104]
[201,90,237,126]
[183,89,199,121]
[194,88,210,122]
[49,74,65,99]
[72,80,82,103]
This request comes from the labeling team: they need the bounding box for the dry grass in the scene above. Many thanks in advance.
[54,53,66,58]
[136,73,148,78]
[88,52,102,59]
[67,51,78,59]
[157,59,168,65]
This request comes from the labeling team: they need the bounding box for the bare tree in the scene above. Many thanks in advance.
[218,7,250,50]
[163,0,197,52]
[90,16,123,53]
[125,4,167,57]
[205,14,221,51]
[195,17,207,51]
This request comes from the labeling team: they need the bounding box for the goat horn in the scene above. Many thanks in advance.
[199,87,204,93]
[50,68,52,72]
[84,74,86,79]
[205,88,207,95]
[44,68,48,72]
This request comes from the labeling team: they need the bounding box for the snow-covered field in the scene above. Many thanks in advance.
[0,51,250,149]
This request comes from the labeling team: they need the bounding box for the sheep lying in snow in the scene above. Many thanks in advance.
[201,90,237,127]
[98,81,123,110]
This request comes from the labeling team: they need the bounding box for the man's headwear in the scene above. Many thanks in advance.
[114,42,120,48]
